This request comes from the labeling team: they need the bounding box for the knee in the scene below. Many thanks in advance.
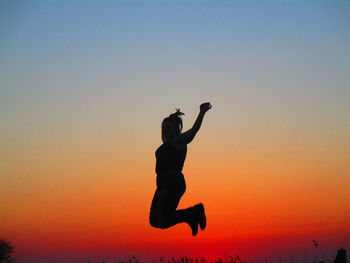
[149,209,168,229]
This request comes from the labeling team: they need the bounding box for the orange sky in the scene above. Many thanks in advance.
[2,121,349,262]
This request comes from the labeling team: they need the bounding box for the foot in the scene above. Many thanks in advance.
[194,203,206,230]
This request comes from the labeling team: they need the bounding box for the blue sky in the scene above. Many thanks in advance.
[1,0,349,146]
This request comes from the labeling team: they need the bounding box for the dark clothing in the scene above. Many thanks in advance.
[156,170,186,191]
[150,142,193,229]
[155,141,187,174]
[150,171,190,228]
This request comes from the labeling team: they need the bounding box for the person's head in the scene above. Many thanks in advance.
[161,108,185,142]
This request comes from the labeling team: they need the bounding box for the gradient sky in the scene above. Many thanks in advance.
[1,1,350,263]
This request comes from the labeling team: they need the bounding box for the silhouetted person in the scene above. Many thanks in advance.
[149,102,212,236]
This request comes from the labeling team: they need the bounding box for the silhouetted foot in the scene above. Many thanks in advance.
[194,203,206,230]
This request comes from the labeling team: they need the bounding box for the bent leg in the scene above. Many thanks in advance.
[149,187,198,235]
[149,188,169,228]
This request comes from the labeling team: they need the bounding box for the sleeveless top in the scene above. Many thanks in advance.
[155,140,187,174]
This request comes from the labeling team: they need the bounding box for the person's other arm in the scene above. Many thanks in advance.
[174,102,212,147]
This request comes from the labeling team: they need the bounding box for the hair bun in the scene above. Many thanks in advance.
[163,108,185,135]
[175,108,185,116]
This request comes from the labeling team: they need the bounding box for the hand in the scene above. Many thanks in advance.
[200,102,212,113]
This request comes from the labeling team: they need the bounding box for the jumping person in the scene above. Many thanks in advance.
[149,102,212,236]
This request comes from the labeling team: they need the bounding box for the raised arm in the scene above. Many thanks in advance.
[174,102,212,147]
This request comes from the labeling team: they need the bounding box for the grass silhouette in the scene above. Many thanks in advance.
[86,250,348,263]
[0,238,16,263]
[1,237,347,263]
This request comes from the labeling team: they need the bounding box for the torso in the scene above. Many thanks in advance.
[155,141,187,174]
